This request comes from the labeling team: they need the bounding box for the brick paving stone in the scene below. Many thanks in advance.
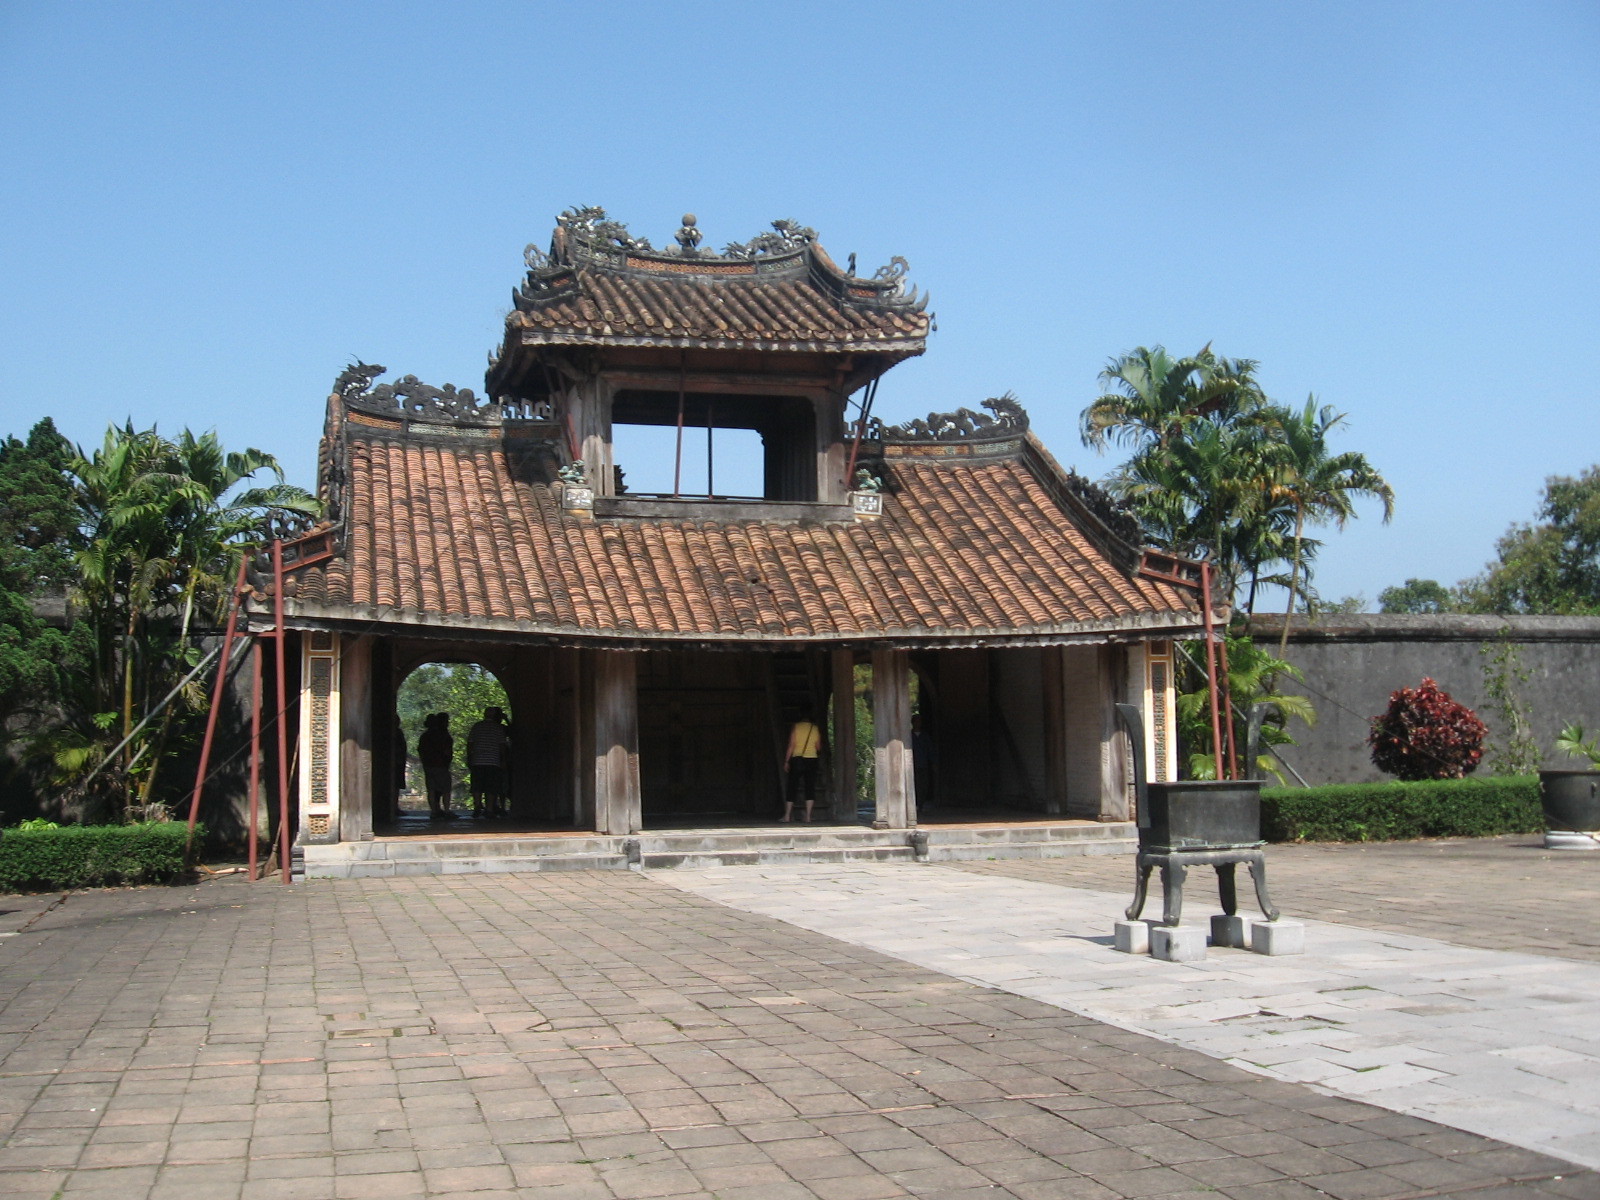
[0,869,1590,1199]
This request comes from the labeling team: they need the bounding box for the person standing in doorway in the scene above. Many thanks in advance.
[782,715,823,823]
[467,705,511,819]
[418,713,454,819]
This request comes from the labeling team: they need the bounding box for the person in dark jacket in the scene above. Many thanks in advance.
[418,713,454,818]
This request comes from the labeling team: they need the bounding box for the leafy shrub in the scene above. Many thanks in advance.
[1368,677,1487,780]
[1261,776,1539,842]
[0,822,201,891]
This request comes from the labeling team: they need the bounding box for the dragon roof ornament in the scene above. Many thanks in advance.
[880,393,1029,443]
[515,207,927,311]
[334,362,533,423]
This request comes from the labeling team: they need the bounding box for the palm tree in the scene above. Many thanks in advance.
[57,424,316,817]
[1081,344,1266,455]
[131,430,318,809]
[1176,635,1316,781]
[1111,413,1283,605]
[1265,399,1395,652]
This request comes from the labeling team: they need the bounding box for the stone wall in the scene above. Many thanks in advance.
[1242,615,1600,786]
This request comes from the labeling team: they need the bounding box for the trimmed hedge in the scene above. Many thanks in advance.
[0,822,203,891]
[1261,776,1540,843]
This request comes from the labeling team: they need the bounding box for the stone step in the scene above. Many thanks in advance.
[305,852,630,879]
[921,821,1134,844]
[638,827,901,853]
[643,845,914,870]
[922,836,1136,862]
[302,820,1138,877]
[378,837,617,860]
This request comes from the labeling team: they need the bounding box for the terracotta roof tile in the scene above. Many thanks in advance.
[286,437,1197,644]
[512,268,928,354]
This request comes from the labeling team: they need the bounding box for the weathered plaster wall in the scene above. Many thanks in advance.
[1244,615,1600,785]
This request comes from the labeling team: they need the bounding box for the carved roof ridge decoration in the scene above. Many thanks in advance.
[514,206,930,314]
[333,362,551,427]
[880,393,1029,444]
[1059,469,1144,550]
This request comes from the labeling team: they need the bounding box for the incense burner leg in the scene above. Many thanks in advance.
[1216,862,1239,915]
[1247,853,1280,921]
[1160,860,1187,927]
[1126,855,1154,920]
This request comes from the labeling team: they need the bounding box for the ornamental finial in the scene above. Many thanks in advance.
[675,213,702,254]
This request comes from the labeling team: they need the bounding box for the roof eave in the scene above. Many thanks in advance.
[258,599,1209,651]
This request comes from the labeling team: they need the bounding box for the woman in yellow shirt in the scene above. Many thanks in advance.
[782,717,823,823]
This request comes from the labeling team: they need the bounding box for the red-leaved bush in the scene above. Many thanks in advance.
[1368,677,1487,781]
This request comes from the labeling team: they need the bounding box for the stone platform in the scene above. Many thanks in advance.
[303,819,1136,877]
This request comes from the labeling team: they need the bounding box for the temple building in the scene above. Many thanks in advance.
[254,208,1211,874]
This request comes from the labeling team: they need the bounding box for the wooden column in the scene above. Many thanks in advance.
[572,380,614,496]
[570,649,592,829]
[592,650,641,834]
[338,634,374,842]
[1042,646,1068,816]
[872,649,914,829]
[1098,645,1132,821]
[830,650,857,819]
[1060,645,1101,819]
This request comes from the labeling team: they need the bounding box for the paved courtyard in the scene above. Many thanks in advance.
[950,835,1600,964]
[0,837,1594,1199]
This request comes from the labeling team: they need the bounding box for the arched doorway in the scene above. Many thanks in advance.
[393,661,511,825]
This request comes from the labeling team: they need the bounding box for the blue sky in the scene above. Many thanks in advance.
[3,1,1596,608]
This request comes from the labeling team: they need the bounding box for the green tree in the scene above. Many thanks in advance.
[1081,344,1266,455]
[0,419,80,592]
[0,421,91,775]
[1111,414,1286,604]
[1378,578,1456,614]
[1084,349,1394,624]
[52,424,316,818]
[1313,594,1369,615]
[1460,467,1600,614]
[1175,635,1315,782]
[1263,398,1394,651]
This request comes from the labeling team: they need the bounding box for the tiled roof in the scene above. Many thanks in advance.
[508,266,928,353]
[497,209,930,357]
[281,437,1200,646]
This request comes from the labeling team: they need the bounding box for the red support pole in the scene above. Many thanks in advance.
[186,557,249,852]
[1199,562,1226,781]
[248,636,262,881]
[1217,630,1239,780]
[273,540,291,884]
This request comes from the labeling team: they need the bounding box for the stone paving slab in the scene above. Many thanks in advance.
[950,836,1600,963]
[661,862,1600,1173]
[0,872,1591,1198]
